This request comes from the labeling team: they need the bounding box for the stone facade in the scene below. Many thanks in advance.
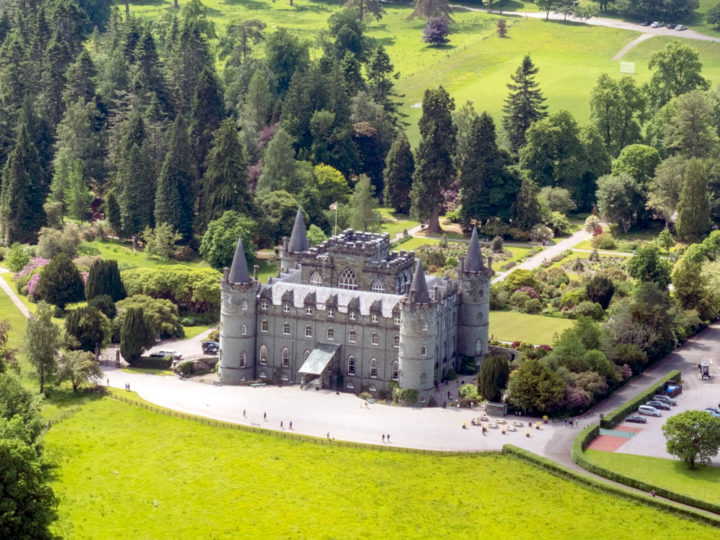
[218,211,492,405]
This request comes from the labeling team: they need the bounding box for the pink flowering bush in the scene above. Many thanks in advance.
[514,286,540,300]
[564,385,592,409]
[26,274,41,300]
[14,258,50,296]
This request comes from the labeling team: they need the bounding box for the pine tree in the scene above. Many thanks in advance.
[406,0,454,21]
[118,143,155,244]
[503,55,548,154]
[25,302,61,393]
[155,114,195,241]
[349,174,381,231]
[189,66,225,178]
[383,133,414,214]
[0,123,46,245]
[120,307,154,366]
[130,31,172,114]
[514,176,542,230]
[676,158,711,241]
[85,259,126,302]
[197,118,250,232]
[37,253,85,310]
[167,19,212,114]
[64,159,92,221]
[38,32,72,129]
[409,86,456,234]
[63,49,97,105]
[105,191,122,235]
[54,99,107,187]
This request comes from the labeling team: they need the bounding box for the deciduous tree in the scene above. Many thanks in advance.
[595,173,643,233]
[663,410,720,469]
[349,174,381,231]
[25,302,61,393]
[58,350,104,392]
[200,210,257,269]
[647,41,709,111]
[676,158,711,240]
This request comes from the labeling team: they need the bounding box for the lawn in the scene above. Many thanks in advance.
[86,238,209,271]
[585,450,720,506]
[43,397,719,539]
[489,310,573,344]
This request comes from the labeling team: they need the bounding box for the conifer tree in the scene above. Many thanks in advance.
[406,0,454,21]
[130,31,172,114]
[198,118,250,232]
[64,159,92,221]
[676,158,711,241]
[257,128,302,195]
[120,307,154,366]
[118,143,154,245]
[63,49,97,105]
[155,114,195,241]
[514,176,542,230]
[409,86,456,234]
[189,66,225,178]
[349,174,381,231]
[85,259,126,302]
[503,55,548,154]
[105,191,122,235]
[0,123,46,245]
[37,253,85,310]
[383,133,414,214]
[38,32,72,129]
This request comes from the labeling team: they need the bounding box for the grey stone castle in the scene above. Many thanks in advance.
[218,210,492,404]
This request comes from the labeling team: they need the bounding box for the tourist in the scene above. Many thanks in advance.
[382,434,385,443]
[327,432,331,440]
[243,409,246,417]
[386,434,390,443]
[289,421,293,430]
[280,421,284,429]
[263,412,267,421]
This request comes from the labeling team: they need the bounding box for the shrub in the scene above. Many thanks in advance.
[445,368,457,381]
[546,212,570,235]
[77,242,101,256]
[490,287,509,310]
[508,228,531,242]
[491,235,503,252]
[509,291,531,309]
[584,215,600,233]
[571,301,604,320]
[523,298,542,314]
[591,232,615,250]
[481,218,510,238]
[88,295,117,319]
[585,275,614,309]
[531,224,554,244]
[36,223,83,259]
[561,289,585,309]
[504,269,536,291]
[121,266,222,313]
[114,295,184,342]
[5,243,30,272]
[445,209,460,223]
[546,267,570,287]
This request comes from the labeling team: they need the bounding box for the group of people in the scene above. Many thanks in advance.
[381,433,391,443]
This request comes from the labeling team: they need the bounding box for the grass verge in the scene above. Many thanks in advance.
[489,310,573,344]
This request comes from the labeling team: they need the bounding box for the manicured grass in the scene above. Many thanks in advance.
[121,368,175,376]
[0,280,28,355]
[182,324,214,339]
[87,239,208,271]
[380,217,419,236]
[43,397,719,539]
[394,236,440,251]
[489,310,574,344]
[585,450,720,506]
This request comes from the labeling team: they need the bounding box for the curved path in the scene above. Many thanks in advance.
[612,33,656,60]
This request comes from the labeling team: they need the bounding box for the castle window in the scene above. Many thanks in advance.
[369,358,378,378]
[327,328,334,340]
[305,325,312,338]
[349,331,357,343]
[348,356,356,375]
[259,371,267,379]
[261,320,268,332]
[309,272,323,286]
[240,352,247,368]
[283,303,290,312]
[327,308,334,319]
[394,313,400,325]
[371,279,385,293]
[393,335,399,348]
[338,268,358,290]
[421,345,427,356]
[371,333,379,345]
[349,311,356,321]
[260,345,268,364]
[371,313,378,323]
[392,361,399,381]
[305,306,313,316]
[283,322,290,335]
[282,348,290,368]
[241,300,248,311]
[261,300,268,310]
[241,324,247,336]
[422,322,428,332]
[304,350,310,361]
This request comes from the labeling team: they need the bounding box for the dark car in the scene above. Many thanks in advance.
[641,21,652,26]
[625,414,647,423]
[705,407,720,415]
[647,400,671,410]
[666,23,676,29]
[202,341,219,354]
[652,394,677,406]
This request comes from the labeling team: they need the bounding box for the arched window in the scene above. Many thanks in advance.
[371,279,385,293]
[240,351,247,368]
[421,345,427,356]
[392,361,399,381]
[338,268,358,290]
[283,322,290,335]
[261,320,268,332]
[475,339,483,355]
[369,358,378,378]
[259,371,267,379]
[371,333,379,345]
[393,335,399,348]
[282,348,290,368]
[260,345,268,364]
[241,324,247,336]
[348,356,356,376]
[305,324,312,338]
[241,301,248,311]
[304,350,310,361]
[309,272,323,286]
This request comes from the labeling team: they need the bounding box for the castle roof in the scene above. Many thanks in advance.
[465,226,484,271]
[287,208,308,253]
[409,259,431,304]
[228,235,251,284]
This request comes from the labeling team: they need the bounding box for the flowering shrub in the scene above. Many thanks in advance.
[26,274,41,300]
[564,386,592,409]
[14,257,50,296]
[514,286,540,300]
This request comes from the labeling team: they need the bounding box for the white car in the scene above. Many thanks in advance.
[638,405,662,417]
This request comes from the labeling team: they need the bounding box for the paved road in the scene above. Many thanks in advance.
[0,267,30,317]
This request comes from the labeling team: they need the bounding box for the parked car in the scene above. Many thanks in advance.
[650,21,663,28]
[652,394,677,406]
[705,409,720,419]
[705,407,720,415]
[666,23,676,29]
[675,24,687,30]
[641,21,652,26]
[647,400,671,410]
[638,405,662,416]
[150,349,182,360]
[625,414,647,423]
[202,341,219,354]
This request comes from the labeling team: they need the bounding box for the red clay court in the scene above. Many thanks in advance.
[587,425,643,452]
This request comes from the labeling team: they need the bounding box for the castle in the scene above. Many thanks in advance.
[218,210,492,404]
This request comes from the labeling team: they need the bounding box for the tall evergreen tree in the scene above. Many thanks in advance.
[514,176,542,230]
[502,55,548,154]
[85,259,126,302]
[406,0,454,21]
[349,174,381,231]
[167,17,214,114]
[676,158,711,241]
[130,31,171,113]
[105,190,122,235]
[366,45,405,126]
[38,32,72,129]
[54,99,107,186]
[120,307,154,366]
[118,143,155,245]
[64,159,92,221]
[0,123,45,245]
[189,66,225,178]
[409,86,456,234]
[155,114,195,241]
[383,133,414,214]
[265,27,309,97]
[197,118,250,232]
[63,49,97,105]
[257,127,304,195]
[37,253,85,310]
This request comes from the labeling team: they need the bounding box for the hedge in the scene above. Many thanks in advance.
[132,356,173,370]
[505,445,720,527]
[600,370,681,429]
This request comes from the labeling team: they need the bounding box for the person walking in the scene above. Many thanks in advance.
[289,421,293,430]
[386,433,390,443]
[263,412,267,421]
[280,421,284,429]
[243,409,247,418]
[382,434,385,443]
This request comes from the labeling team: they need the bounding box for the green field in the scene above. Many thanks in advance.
[489,310,574,344]
[585,450,720,506]
[42,397,719,539]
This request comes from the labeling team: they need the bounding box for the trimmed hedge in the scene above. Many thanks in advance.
[133,356,173,370]
[505,445,720,527]
[600,370,682,429]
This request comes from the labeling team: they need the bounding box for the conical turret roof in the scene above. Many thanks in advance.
[465,226,484,271]
[287,208,307,253]
[228,235,251,284]
[409,259,431,304]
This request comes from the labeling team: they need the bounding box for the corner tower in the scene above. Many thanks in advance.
[457,227,492,362]
[218,236,257,384]
[281,208,308,273]
[398,260,437,404]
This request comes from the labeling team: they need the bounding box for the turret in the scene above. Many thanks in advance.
[218,235,257,384]
[457,227,492,362]
[281,208,308,273]
[398,259,436,404]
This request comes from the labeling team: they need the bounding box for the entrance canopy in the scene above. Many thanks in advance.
[299,343,339,375]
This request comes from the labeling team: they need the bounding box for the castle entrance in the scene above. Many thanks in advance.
[299,343,340,390]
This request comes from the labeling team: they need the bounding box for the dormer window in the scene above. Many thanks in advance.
[305,306,313,316]
[349,311,356,321]
[371,313,378,323]
[327,309,334,319]
[283,303,290,312]
[394,314,400,325]
[261,300,268,310]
